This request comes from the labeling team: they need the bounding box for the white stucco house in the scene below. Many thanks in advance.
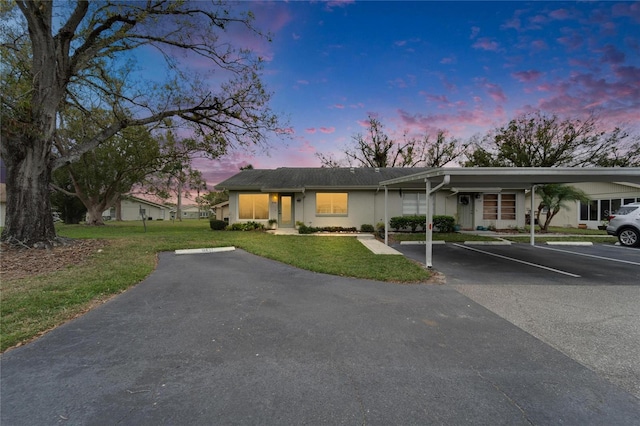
[103,196,169,221]
[527,181,640,229]
[214,167,528,231]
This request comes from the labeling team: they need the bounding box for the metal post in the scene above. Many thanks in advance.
[426,179,433,269]
[530,185,536,246]
[384,186,389,245]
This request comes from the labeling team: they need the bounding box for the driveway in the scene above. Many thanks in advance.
[2,249,639,425]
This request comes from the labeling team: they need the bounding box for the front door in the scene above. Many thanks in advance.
[458,194,474,229]
[279,195,293,227]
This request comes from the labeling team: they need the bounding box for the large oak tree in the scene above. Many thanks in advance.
[1,1,282,246]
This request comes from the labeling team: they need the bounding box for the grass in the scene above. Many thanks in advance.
[1,220,431,352]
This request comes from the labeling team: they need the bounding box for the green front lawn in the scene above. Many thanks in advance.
[1,221,430,352]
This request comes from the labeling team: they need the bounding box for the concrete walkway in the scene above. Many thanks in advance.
[269,228,403,255]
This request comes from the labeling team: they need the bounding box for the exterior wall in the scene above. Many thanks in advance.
[526,182,640,229]
[213,203,230,221]
[475,192,526,229]
[115,199,167,221]
[228,189,470,230]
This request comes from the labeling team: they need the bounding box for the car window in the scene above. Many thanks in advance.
[615,206,639,215]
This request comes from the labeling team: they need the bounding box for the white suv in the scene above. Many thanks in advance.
[606,202,640,247]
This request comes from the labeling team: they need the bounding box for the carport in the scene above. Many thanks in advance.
[380,167,640,268]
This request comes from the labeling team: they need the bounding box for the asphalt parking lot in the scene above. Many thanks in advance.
[396,242,640,285]
[395,242,640,398]
[2,248,639,425]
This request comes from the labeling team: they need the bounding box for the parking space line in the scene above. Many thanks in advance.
[535,245,640,266]
[453,244,581,277]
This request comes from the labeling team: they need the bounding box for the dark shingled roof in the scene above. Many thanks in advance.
[215,167,433,191]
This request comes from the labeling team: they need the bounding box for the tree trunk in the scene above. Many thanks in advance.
[85,205,106,226]
[0,141,57,247]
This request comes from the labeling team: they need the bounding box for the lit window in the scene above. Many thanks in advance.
[239,194,269,220]
[316,193,348,215]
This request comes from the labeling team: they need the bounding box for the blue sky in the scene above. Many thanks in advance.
[197,1,639,186]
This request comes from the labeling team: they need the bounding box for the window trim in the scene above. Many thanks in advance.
[315,192,348,216]
[483,193,517,221]
[238,193,270,220]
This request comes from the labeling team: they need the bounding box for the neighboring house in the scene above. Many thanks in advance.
[212,200,230,222]
[170,204,211,220]
[0,183,6,227]
[214,167,528,230]
[103,196,169,221]
[527,182,640,229]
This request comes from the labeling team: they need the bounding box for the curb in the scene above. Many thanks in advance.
[175,247,236,255]
[463,241,512,246]
[545,241,593,246]
[400,241,446,245]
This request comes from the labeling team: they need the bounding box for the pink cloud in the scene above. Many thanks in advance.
[512,70,542,82]
[319,127,335,134]
[331,104,345,109]
[306,128,317,134]
[324,0,355,11]
[477,79,507,103]
[612,2,640,23]
[472,37,501,52]
[531,39,548,50]
[440,55,456,64]
[469,26,480,39]
[549,9,571,20]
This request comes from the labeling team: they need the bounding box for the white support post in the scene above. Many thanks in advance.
[425,179,433,269]
[384,186,389,246]
[530,184,536,246]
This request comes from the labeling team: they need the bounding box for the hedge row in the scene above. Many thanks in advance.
[388,215,455,233]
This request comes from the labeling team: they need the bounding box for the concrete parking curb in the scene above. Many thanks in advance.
[175,247,236,255]
[545,241,593,246]
[463,241,512,246]
[399,241,446,245]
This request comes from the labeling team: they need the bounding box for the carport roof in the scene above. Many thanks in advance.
[380,167,640,190]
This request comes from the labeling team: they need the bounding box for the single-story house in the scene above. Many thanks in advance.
[103,196,169,221]
[527,182,640,229]
[214,167,528,231]
[170,205,211,220]
[212,200,230,222]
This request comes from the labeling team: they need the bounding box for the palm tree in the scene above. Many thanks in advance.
[536,184,590,232]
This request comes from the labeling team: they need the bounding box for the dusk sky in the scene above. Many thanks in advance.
[195,1,640,187]
[4,1,638,189]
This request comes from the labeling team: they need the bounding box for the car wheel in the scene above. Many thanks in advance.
[618,228,640,247]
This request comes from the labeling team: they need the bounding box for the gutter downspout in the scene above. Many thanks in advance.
[530,185,536,246]
[384,186,389,245]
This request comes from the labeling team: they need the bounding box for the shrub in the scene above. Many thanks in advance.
[433,215,455,233]
[227,221,264,231]
[209,219,227,230]
[389,215,426,232]
[360,224,375,233]
[376,222,385,238]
